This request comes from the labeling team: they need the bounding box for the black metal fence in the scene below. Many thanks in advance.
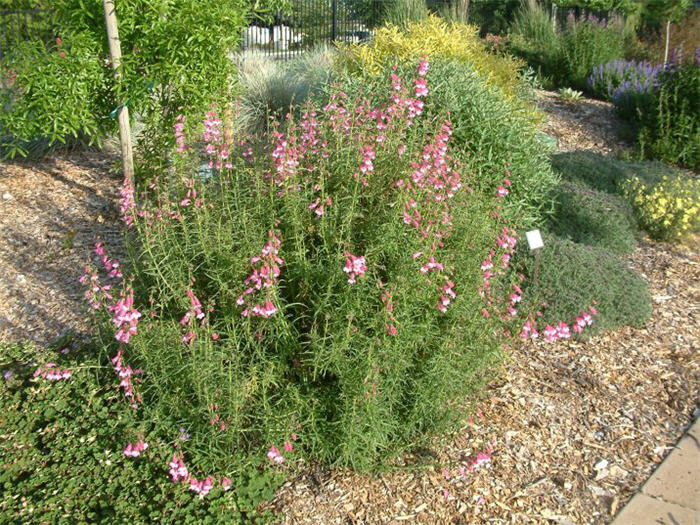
[241,0,460,60]
[0,9,54,59]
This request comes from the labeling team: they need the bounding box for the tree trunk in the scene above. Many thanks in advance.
[663,18,671,67]
[102,0,134,178]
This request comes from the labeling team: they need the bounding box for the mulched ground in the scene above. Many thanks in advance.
[0,92,697,524]
[0,151,125,345]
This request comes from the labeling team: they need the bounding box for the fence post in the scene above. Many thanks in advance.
[102,0,134,178]
[331,0,337,42]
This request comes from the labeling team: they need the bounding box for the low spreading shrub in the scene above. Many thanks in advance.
[336,16,527,99]
[0,341,281,522]
[623,175,700,241]
[546,181,638,255]
[515,236,652,336]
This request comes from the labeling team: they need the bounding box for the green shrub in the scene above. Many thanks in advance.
[336,16,529,100]
[399,59,558,227]
[516,236,652,335]
[510,2,628,89]
[0,33,108,158]
[0,340,281,522]
[383,0,429,27]
[638,61,699,169]
[551,150,676,194]
[95,63,534,472]
[559,13,627,90]
[546,181,638,254]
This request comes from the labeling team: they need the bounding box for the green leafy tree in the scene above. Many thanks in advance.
[1,0,250,158]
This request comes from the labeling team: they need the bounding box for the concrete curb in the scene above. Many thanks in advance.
[612,417,700,524]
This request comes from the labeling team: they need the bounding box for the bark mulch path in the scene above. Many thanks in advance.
[0,92,697,524]
[0,151,124,346]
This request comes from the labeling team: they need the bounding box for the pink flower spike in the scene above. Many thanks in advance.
[283,441,294,452]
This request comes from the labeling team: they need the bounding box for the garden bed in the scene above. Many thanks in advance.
[0,92,697,523]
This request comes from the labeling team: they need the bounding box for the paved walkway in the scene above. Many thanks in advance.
[613,417,700,524]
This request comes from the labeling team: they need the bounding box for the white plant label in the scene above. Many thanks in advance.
[526,229,544,251]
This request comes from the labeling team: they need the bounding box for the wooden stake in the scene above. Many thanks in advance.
[102,0,134,178]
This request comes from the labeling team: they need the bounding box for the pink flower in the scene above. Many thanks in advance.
[496,186,509,197]
[343,252,367,284]
[267,445,285,464]
[221,477,232,491]
[123,440,148,457]
[414,77,429,98]
[543,324,558,343]
[556,321,570,339]
[386,324,398,336]
[418,59,429,77]
[283,441,294,452]
[168,453,189,482]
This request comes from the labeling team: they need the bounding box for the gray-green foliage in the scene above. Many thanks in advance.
[235,47,335,134]
[409,59,558,228]
[546,180,638,255]
[516,235,651,335]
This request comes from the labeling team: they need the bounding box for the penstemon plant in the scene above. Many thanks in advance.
[83,59,592,479]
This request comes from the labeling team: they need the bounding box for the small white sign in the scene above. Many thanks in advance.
[526,229,544,250]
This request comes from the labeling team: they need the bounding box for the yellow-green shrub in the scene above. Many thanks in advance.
[336,16,526,98]
[624,175,700,241]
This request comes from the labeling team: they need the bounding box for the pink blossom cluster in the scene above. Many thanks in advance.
[308,196,332,217]
[479,227,518,319]
[208,403,230,431]
[111,349,142,406]
[94,242,122,278]
[168,453,232,497]
[270,129,300,186]
[520,306,598,342]
[33,363,72,381]
[343,252,368,284]
[108,285,142,344]
[119,175,136,228]
[181,288,206,345]
[202,110,232,170]
[80,266,112,310]
[237,231,284,318]
[441,440,495,498]
[496,177,512,197]
[174,114,187,153]
[179,178,203,208]
[123,440,148,457]
[267,436,296,465]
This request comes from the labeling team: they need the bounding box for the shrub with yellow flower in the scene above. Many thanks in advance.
[623,175,700,241]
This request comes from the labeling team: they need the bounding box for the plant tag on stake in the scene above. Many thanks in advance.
[526,229,544,287]
[526,229,544,251]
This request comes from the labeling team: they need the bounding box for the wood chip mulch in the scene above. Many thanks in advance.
[0,151,125,346]
[535,89,634,156]
[0,92,697,524]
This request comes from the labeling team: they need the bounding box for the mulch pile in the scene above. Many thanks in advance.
[0,92,697,524]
